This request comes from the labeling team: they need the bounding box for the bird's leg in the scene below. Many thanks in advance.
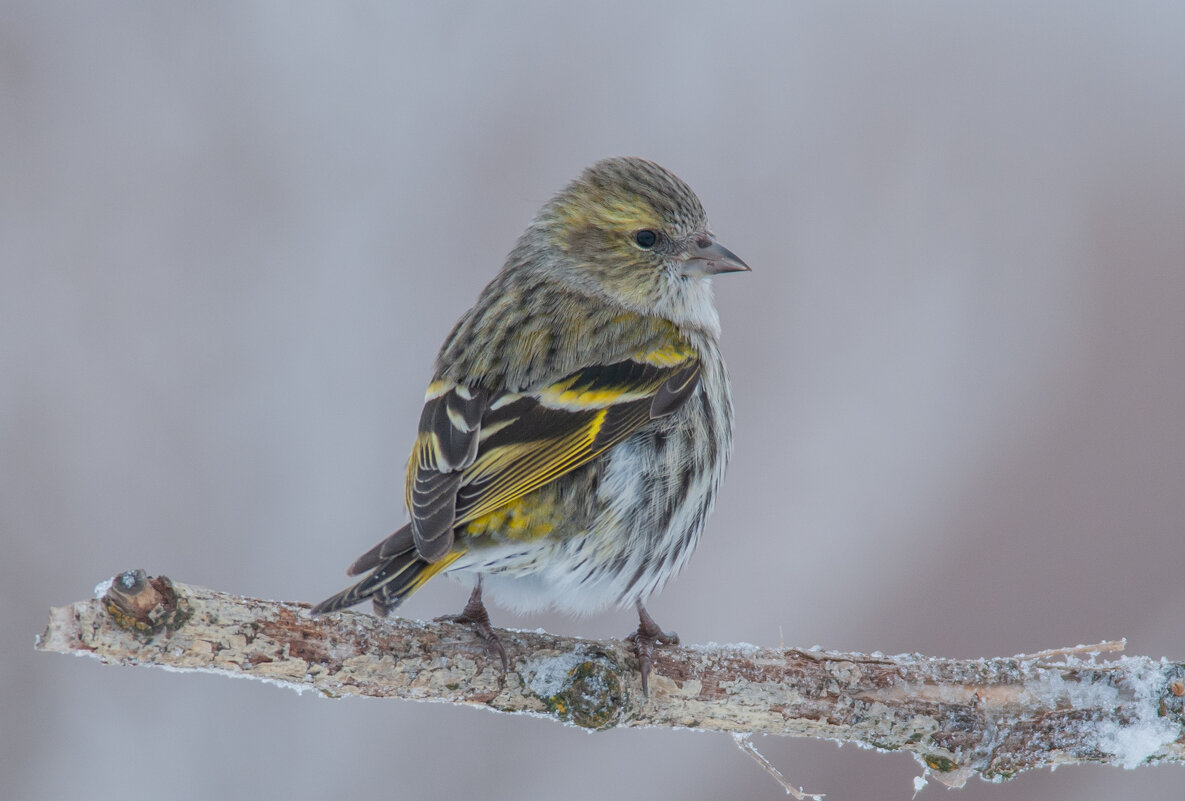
[626,600,679,697]
[435,577,508,672]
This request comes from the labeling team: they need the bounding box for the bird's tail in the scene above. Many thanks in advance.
[311,524,461,615]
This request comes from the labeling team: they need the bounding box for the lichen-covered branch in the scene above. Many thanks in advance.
[37,571,1185,787]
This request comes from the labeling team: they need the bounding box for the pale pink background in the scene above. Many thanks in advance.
[5,4,1184,799]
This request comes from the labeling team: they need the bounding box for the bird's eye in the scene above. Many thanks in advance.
[634,229,658,249]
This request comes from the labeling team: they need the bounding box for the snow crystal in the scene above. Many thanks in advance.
[154,662,313,696]
[1098,717,1179,770]
[92,577,114,598]
[1025,667,1119,709]
[1095,658,1179,769]
[689,641,760,653]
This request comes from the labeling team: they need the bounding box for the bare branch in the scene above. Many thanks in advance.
[37,571,1185,787]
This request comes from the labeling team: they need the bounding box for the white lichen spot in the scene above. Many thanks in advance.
[93,577,114,598]
[524,650,588,698]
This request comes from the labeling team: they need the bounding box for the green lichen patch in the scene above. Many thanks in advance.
[922,754,960,773]
[528,653,626,731]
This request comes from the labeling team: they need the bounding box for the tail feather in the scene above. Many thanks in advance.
[347,524,415,576]
[312,531,462,615]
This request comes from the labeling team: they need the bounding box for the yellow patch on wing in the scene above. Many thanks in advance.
[424,379,451,400]
[633,340,697,367]
[457,408,609,524]
[410,431,438,470]
[538,377,650,410]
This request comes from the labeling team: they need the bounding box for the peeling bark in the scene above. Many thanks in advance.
[36,571,1185,787]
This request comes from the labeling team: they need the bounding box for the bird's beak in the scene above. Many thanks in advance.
[680,237,751,277]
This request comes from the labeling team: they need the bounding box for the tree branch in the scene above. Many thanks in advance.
[37,571,1185,788]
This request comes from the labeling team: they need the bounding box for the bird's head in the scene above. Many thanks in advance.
[530,157,749,330]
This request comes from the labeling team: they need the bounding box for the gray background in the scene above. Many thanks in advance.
[5,3,1185,799]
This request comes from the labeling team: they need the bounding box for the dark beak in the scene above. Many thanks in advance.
[680,237,751,277]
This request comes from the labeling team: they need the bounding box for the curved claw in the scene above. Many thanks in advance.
[626,602,679,697]
[435,583,509,673]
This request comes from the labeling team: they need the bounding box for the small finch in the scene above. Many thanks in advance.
[313,157,748,693]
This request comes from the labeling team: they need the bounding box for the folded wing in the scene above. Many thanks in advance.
[407,353,701,561]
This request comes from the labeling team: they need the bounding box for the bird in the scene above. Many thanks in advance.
[312,157,748,694]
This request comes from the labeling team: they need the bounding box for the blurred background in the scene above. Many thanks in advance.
[4,3,1184,799]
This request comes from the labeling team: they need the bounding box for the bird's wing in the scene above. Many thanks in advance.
[406,352,702,561]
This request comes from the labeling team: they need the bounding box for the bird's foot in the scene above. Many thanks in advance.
[435,584,508,672]
[625,602,679,697]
